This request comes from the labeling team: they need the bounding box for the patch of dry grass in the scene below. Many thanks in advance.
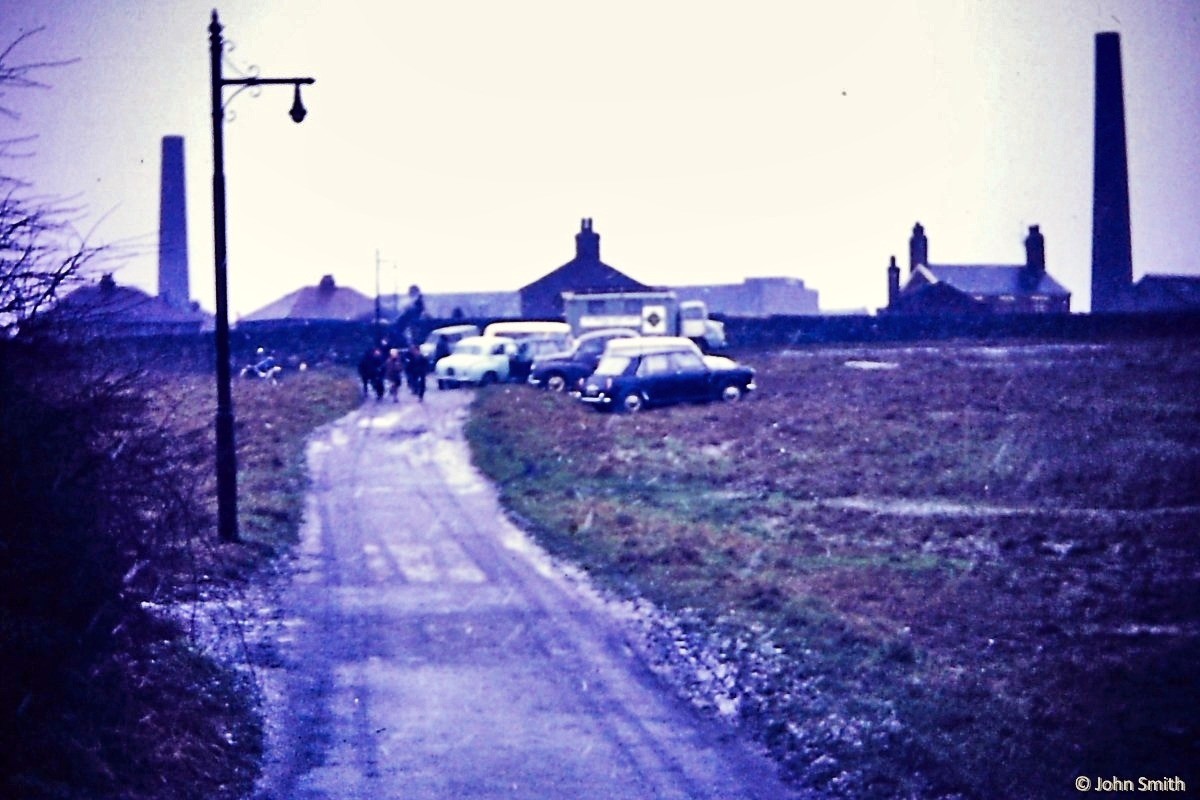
[150,366,363,562]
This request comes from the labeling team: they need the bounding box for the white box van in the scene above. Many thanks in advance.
[482,321,574,350]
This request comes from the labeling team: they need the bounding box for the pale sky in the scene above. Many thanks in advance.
[5,1,1199,316]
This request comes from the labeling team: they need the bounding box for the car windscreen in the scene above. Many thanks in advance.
[576,339,607,358]
[593,355,632,376]
[525,338,569,357]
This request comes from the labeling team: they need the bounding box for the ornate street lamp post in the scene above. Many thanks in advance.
[209,10,314,543]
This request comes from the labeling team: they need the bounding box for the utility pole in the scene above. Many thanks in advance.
[375,248,383,334]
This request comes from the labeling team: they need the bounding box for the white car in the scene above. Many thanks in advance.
[434,335,518,389]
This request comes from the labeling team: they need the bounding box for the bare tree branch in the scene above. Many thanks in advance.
[0,27,79,121]
[0,28,103,337]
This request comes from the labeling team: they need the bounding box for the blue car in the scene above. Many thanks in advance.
[578,337,756,412]
[527,328,638,393]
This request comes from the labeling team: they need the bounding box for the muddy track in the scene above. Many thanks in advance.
[251,391,804,799]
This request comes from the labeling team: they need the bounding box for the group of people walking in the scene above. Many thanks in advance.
[358,343,430,402]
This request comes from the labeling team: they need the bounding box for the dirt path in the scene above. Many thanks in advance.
[252,391,802,799]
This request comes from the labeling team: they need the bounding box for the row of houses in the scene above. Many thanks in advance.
[237,217,1098,324]
[239,219,823,326]
[51,218,821,335]
[41,209,1200,339]
[882,219,1200,315]
[35,30,1200,339]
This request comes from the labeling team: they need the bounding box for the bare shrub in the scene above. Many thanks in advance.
[0,339,261,799]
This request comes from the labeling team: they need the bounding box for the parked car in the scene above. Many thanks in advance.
[510,335,576,384]
[578,337,756,412]
[420,324,480,366]
[434,335,518,389]
[527,328,638,392]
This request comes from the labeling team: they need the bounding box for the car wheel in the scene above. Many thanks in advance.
[479,372,497,386]
[622,393,644,413]
[546,373,568,393]
[437,379,448,390]
[721,384,743,402]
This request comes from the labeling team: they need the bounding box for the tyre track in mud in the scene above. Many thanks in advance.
[253,391,804,800]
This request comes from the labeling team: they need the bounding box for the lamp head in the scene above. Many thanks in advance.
[289,83,307,123]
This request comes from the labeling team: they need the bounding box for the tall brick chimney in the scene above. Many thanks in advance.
[158,135,190,309]
[1090,32,1133,313]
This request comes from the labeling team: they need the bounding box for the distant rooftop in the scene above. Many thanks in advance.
[45,273,210,335]
[240,274,373,323]
[923,265,1071,298]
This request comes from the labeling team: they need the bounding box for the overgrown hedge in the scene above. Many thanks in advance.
[0,340,259,800]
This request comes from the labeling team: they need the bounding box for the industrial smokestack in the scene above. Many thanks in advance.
[1090,32,1133,313]
[158,135,190,309]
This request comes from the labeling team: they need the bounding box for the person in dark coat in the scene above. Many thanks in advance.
[384,348,405,403]
[433,333,452,365]
[358,346,386,400]
[403,344,429,401]
[394,285,426,343]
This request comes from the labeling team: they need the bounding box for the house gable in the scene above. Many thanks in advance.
[519,219,647,318]
[888,223,1071,314]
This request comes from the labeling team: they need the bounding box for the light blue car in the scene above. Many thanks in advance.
[434,335,518,389]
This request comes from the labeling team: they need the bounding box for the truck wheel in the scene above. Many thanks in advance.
[622,393,644,413]
[721,384,743,402]
[546,373,568,393]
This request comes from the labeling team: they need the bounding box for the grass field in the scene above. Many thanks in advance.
[137,365,363,794]
[466,338,1200,799]
[150,365,363,561]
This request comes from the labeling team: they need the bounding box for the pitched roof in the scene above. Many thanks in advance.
[1127,275,1200,311]
[518,219,649,318]
[519,258,646,295]
[56,278,208,325]
[519,218,647,295]
[924,264,1071,297]
[240,275,373,322]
